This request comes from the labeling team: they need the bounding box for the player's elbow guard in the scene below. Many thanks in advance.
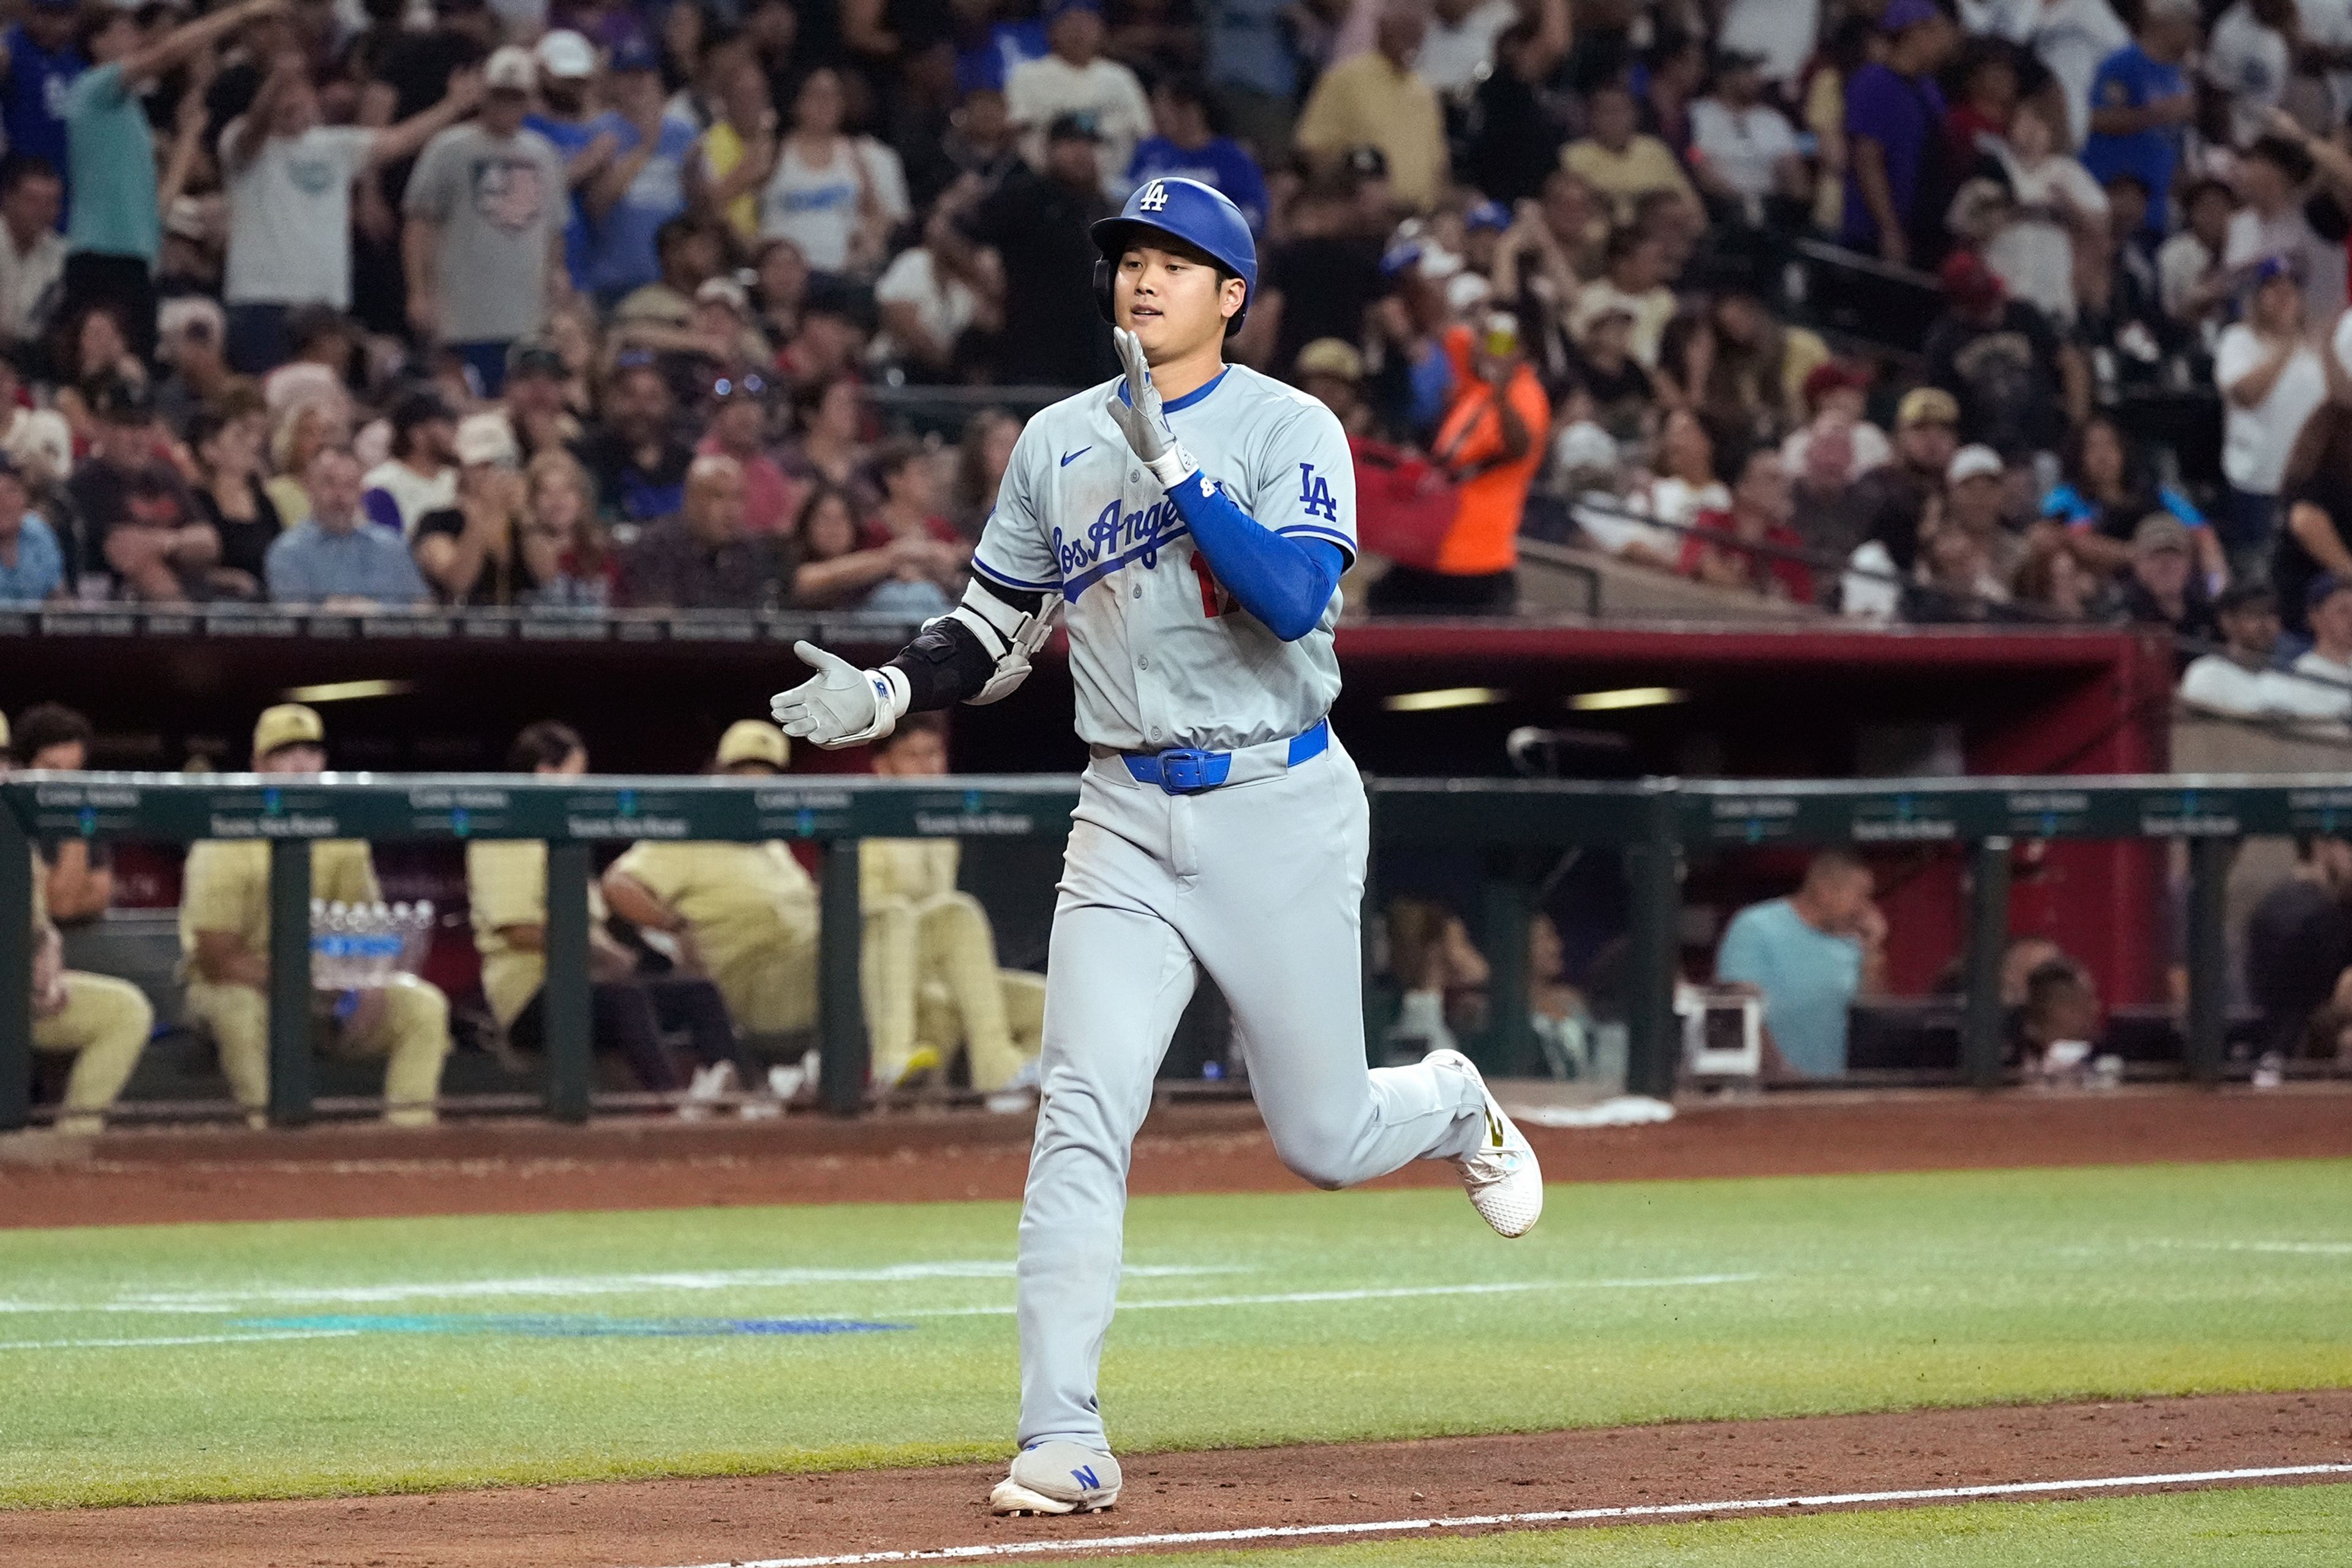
[889,579,1059,710]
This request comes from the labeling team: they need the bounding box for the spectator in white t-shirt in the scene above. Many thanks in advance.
[1006,0,1152,198]
[2216,257,2326,571]
[0,159,64,351]
[2206,0,2295,149]
[1981,99,2107,326]
[2182,582,2351,722]
[2294,575,2352,691]
[2157,178,2241,342]
[872,192,1003,380]
[221,52,483,374]
[756,67,908,276]
[1412,0,1518,100]
[1688,46,1805,221]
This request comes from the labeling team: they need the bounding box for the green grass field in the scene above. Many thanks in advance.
[1050,1484,2352,1567]
[0,1159,2346,1511]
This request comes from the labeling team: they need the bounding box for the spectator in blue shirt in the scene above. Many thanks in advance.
[2080,0,2200,238]
[1839,0,1957,268]
[523,29,604,295]
[0,0,84,208]
[1204,0,1298,162]
[580,39,698,304]
[1126,75,1269,230]
[265,448,433,608]
[1714,850,1888,1079]
[0,454,62,603]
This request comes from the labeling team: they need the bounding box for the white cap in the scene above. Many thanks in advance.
[535,29,597,80]
[695,276,751,314]
[1946,443,2003,485]
[454,411,519,468]
[484,45,536,93]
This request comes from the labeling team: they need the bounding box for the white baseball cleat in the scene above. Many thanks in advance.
[989,1441,1122,1514]
[1425,1047,1544,1238]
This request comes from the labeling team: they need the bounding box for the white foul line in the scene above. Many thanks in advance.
[0,1329,363,1351]
[897,1275,1760,1317]
[643,1463,2352,1568]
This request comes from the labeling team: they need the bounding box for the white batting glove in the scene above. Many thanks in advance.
[1107,327,1197,491]
[769,640,907,750]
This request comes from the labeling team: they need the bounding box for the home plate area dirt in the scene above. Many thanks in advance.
[9,1391,2349,1568]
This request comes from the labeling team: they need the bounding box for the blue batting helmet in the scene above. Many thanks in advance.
[1091,176,1257,334]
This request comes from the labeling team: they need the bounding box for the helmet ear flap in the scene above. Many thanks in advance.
[1093,257,1116,325]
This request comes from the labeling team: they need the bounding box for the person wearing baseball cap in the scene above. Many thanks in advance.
[1923,252,2073,461]
[402,43,569,396]
[2117,511,2217,641]
[1294,338,1366,429]
[1689,43,1804,216]
[577,36,696,301]
[181,704,452,1129]
[963,107,1120,385]
[413,411,540,605]
[2179,584,2351,722]
[1831,385,1959,580]
[601,723,824,1048]
[522,29,601,287]
[1836,0,1956,266]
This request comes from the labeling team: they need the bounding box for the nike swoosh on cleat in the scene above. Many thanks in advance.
[1061,447,1091,466]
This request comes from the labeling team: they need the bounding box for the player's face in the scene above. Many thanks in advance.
[1115,244,1242,362]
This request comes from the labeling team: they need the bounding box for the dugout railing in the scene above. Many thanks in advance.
[0,770,2336,1129]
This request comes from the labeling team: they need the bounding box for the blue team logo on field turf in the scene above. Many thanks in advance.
[237,1315,911,1338]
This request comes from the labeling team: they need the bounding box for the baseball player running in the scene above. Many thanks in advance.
[771,176,1542,1517]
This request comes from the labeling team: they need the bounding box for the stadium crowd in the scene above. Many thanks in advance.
[0,0,2339,644]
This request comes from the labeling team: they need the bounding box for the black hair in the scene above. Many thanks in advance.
[2021,957,2091,1012]
[2245,134,2315,185]
[2215,581,2277,617]
[655,215,714,260]
[10,702,92,766]
[508,720,586,773]
[870,435,926,486]
[0,154,58,196]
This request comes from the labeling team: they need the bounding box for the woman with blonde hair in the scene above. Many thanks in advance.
[265,399,346,526]
[522,448,617,607]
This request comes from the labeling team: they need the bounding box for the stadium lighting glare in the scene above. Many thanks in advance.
[1383,687,1509,713]
[1566,687,1687,712]
[282,679,416,704]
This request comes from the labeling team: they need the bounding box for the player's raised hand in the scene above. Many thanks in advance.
[1107,328,1195,488]
[770,641,900,749]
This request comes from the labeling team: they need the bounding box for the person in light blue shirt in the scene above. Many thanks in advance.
[579,40,697,303]
[265,449,432,608]
[1714,851,1887,1077]
[0,454,62,602]
[1126,77,1269,230]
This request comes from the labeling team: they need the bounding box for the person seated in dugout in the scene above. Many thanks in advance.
[178,704,450,1128]
[2,708,150,1136]
[467,720,761,1114]
[859,714,1045,1096]
[600,721,821,1046]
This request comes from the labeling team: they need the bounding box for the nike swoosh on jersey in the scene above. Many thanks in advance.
[1061,447,1091,466]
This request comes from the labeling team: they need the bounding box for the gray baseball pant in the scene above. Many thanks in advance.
[1014,735,1490,1450]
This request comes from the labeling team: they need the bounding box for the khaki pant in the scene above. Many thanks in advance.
[185,974,450,1128]
[865,891,1042,1090]
[32,971,152,1135]
[919,968,1046,1092]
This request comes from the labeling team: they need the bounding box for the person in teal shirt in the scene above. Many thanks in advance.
[1714,851,1887,1077]
[59,0,279,362]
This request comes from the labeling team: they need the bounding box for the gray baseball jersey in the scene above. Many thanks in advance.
[978,359,1490,1461]
[970,364,1357,754]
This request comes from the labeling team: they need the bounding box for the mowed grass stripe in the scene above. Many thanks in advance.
[0,1160,2345,1509]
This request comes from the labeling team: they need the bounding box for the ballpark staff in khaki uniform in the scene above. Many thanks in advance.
[862,715,1044,1093]
[179,705,450,1128]
[469,721,745,1102]
[4,711,151,1135]
[601,722,820,1041]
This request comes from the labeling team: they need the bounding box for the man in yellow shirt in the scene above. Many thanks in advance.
[601,720,820,1042]
[1293,4,1449,211]
[1561,81,1700,226]
[469,720,747,1106]
[4,709,151,1136]
[179,705,450,1128]
[861,714,1044,1096]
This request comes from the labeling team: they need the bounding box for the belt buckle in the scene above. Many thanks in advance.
[1155,747,1213,794]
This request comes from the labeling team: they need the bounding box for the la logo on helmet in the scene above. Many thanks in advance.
[1137,182,1169,213]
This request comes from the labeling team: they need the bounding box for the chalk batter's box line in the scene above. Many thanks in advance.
[642,1463,2352,1568]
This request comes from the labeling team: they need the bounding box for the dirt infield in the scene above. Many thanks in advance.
[7,1084,2351,1229]
[6,1391,2345,1567]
